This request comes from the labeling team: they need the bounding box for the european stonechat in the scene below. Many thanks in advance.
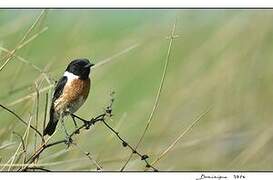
[43,59,94,136]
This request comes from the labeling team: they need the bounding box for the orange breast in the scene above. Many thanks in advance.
[64,78,90,101]
[54,78,90,114]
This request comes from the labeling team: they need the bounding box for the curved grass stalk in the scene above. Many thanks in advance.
[121,18,178,171]
[0,10,47,72]
[147,106,212,169]
[1,116,32,171]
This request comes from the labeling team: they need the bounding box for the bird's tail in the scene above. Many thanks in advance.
[43,106,59,136]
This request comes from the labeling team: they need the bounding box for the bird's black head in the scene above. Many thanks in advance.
[66,59,94,79]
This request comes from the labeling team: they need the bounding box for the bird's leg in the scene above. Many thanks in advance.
[70,114,80,134]
[60,115,72,147]
[70,114,78,127]
[61,118,69,137]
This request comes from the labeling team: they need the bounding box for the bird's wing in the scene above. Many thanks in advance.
[52,76,68,102]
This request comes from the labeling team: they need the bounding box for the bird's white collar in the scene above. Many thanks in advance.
[64,71,79,81]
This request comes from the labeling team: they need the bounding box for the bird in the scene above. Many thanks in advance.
[43,59,94,136]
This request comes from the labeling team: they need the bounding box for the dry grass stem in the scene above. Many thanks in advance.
[72,143,103,171]
[94,43,139,68]
[0,10,46,72]
[148,106,212,169]
[3,117,32,171]
[121,18,178,171]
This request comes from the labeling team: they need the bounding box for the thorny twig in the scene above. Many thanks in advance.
[19,112,105,171]
[1,92,157,171]
[101,119,158,171]
[16,92,157,171]
[100,92,158,171]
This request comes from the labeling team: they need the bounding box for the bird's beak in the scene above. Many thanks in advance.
[85,63,95,68]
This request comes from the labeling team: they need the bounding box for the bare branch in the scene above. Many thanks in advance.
[18,95,114,171]
[25,166,51,172]
[101,119,158,171]
[17,92,157,172]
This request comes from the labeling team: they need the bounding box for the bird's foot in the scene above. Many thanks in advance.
[83,120,91,129]
[74,128,80,134]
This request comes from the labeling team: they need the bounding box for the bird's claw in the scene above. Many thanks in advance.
[75,129,80,134]
[84,120,91,129]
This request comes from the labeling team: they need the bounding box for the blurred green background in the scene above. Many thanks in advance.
[1,9,273,171]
